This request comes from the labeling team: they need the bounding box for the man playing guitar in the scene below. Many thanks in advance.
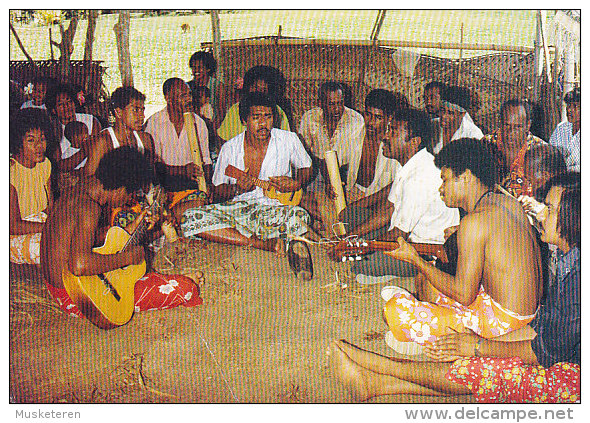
[40,147,203,328]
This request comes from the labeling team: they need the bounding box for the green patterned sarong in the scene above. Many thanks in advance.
[180,200,310,240]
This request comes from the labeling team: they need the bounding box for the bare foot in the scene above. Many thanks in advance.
[181,270,204,295]
[249,237,286,256]
[326,341,373,401]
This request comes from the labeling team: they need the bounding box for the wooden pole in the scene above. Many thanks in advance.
[209,10,223,83]
[532,10,543,103]
[49,27,55,60]
[114,10,133,87]
[457,23,464,86]
[201,37,536,53]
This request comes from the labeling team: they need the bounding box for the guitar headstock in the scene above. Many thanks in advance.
[330,237,371,262]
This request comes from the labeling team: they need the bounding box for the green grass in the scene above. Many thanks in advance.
[10,10,551,108]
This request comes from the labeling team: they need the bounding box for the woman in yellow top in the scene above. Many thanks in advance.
[217,65,293,142]
[10,108,54,265]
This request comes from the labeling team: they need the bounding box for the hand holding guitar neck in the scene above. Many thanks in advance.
[382,237,422,264]
[332,236,448,264]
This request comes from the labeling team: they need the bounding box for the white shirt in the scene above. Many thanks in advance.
[387,148,460,244]
[549,120,580,172]
[298,106,364,163]
[433,112,484,154]
[20,100,47,110]
[213,128,312,206]
[145,107,212,167]
[345,132,400,197]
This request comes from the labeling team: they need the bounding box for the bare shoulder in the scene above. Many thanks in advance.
[92,130,113,152]
[457,211,491,242]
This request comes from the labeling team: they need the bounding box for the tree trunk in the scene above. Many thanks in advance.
[52,15,79,81]
[10,23,38,68]
[84,10,99,61]
[113,10,133,87]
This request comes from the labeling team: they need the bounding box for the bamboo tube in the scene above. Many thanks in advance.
[325,150,347,236]
[183,112,208,194]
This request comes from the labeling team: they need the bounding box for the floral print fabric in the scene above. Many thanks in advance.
[384,286,535,345]
[180,200,310,240]
[447,357,580,403]
[46,272,202,319]
[9,212,47,265]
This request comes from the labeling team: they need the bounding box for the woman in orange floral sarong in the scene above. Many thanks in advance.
[328,173,580,404]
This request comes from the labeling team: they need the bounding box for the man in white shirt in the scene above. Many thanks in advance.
[180,92,313,256]
[343,108,460,286]
[549,87,580,172]
[145,78,213,217]
[338,89,404,239]
[433,85,483,154]
[298,81,365,229]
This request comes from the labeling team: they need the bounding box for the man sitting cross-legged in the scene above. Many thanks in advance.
[337,89,405,239]
[179,92,313,258]
[145,78,213,222]
[40,147,203,326]
[382,138,542,353]
[341,108,460,286]
[328,172,580,404]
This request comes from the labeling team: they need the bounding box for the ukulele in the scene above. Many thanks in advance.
[330,237,449,264]
[224,164,303,206]
[61,185,167,330]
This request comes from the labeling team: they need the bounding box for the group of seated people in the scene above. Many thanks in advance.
[9,50,580,403]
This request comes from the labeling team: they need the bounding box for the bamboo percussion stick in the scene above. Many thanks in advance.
[183,112,208,194]
[325,150,347,236]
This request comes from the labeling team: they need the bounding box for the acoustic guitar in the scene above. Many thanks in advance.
[224,164,303,206]
[330,237,449,264]
[62,186,166,330]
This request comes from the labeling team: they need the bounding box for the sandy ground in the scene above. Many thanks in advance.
[9,237,473,404]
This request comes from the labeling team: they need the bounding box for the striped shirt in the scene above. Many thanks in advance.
[549,121,580,172]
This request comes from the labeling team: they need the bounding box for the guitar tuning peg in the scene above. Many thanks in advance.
[341,257,347,263]
[355,256,362,261]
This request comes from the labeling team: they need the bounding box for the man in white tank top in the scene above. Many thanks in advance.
[83,86,155,177]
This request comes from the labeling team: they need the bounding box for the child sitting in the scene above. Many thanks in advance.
[57,120,91,191]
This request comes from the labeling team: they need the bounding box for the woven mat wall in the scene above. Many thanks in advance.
[219,44,536,135]
[9,60,109,121]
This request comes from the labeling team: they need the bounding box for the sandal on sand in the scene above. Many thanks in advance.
[287,240,313,281]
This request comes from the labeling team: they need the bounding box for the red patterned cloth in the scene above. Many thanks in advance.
[46,272,202,319]
[446,357,580,403]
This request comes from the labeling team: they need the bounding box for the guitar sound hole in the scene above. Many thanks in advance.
[97,273,121,301]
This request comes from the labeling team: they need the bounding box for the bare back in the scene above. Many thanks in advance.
[458,193,542,316]
[40,183,102,289]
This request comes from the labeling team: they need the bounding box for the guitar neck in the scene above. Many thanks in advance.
[122,188,162,251]
[368,241,448,263]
